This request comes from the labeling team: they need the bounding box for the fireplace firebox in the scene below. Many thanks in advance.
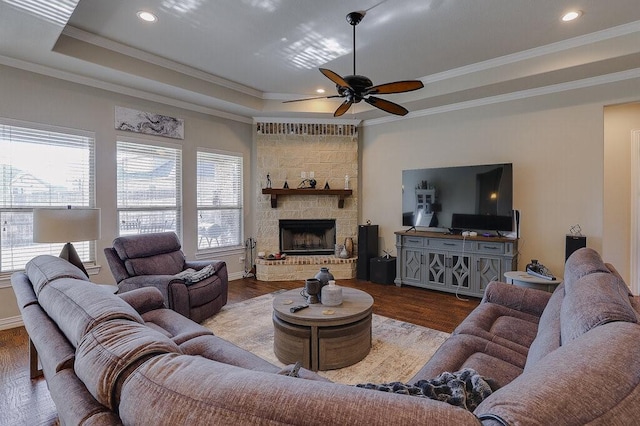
[279,219,336,255]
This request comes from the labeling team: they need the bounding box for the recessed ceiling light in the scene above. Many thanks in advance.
[137,10,158,23]
[562,10,583,22]
[316,89,326,94]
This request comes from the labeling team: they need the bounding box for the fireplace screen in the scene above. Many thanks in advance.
[279,219,336,255]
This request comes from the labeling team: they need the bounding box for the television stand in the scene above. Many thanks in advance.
[394,230,518,298]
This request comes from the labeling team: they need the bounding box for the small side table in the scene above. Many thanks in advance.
[503,271,561,293]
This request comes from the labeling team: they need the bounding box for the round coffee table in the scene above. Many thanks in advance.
[273,287,373,371]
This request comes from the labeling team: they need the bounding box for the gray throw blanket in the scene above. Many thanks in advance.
[173,264,215,284]
[356,368,495,412]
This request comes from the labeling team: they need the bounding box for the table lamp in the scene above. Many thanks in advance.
[33,206,101,278]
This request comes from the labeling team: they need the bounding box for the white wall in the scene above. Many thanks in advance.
[604,102,640,287]
[360,78,640,285]
[0,64,253,324]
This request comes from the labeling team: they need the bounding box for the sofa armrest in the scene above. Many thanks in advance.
[482,281,552,317]
[118,286,166,314]
[103,247,130,283]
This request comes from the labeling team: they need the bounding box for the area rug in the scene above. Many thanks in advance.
[201,291,450,384]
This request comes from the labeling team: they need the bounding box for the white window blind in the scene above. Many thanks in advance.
[197,150,243,251]
[0,120,95,272]
[117,140,181,236]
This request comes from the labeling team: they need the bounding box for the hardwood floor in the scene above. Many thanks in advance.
[0,278,480,425]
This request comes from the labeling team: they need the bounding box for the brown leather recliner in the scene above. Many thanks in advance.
[104,231,228,322]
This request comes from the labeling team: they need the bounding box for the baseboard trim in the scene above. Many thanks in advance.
[0,315,23,330]
[228,271,246,281]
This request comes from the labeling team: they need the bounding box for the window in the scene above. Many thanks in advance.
[117,140,181,237]
[0,119,95,272]
[197,150,243,251]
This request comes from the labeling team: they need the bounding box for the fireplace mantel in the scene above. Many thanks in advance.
[262,188,353,208]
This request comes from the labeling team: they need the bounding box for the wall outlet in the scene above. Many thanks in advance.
[239,256,245,264]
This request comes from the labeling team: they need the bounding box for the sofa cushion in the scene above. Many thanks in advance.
[453,303,539,356]
[75,319,182,410]
[38,278,144,347]
[113,231,182,259]
[118,355,480,425]
[523,283,564,371]
[560,272,637,344]
[25,255,89,296]
[48,368,122,425]
[409,334,526,389]
[124,251,186,276]
[475,322,640,425]
[563,247,612,289]
[179,334,282,372]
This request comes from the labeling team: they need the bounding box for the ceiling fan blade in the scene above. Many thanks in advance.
[320,68,351,88]
[365,96,409,116]
[283,95,342,103]
[334,99,354,117]
[366,80,424,95]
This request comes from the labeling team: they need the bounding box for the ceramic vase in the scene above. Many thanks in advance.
[314,267,334,287]
[321,280,343,306]
[344,237,354,257]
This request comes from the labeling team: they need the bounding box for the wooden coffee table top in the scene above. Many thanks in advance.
[273,287,373,327]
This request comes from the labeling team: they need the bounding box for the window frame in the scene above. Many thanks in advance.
[196,148,244,254]
[0,117,96,276]
[116,137,183,239]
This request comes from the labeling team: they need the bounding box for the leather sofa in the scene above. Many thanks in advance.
[104,231,228,322]
[12,248,640,425]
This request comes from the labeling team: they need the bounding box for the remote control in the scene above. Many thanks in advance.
[290,304,309,313]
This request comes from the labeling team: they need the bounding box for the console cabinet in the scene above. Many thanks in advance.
[395,231,518,298]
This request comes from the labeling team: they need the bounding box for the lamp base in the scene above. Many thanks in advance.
[59,242,89,278]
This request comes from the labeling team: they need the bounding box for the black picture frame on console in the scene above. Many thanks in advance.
[402,163,514,234]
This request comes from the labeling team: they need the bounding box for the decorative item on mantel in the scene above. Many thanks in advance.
[266,173,272,188]
[298,177,317,188]
[344,237,354,257]
[339,246,349,259]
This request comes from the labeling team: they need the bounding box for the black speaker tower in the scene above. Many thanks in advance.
[357,224,378,280]
[565,234,586,261]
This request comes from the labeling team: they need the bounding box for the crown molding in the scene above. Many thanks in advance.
[0,54,253,124]
[253,117,360,126]
[421,20,640,84]
[363,68,640,127]
[62,26,263,99]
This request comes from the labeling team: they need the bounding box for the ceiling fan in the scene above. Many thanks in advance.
[284,11,424,117]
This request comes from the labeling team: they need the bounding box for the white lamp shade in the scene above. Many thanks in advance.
[33,208,101,243]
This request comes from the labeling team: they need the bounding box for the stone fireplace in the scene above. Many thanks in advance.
[279,219,336,255]
[255,121,359,281]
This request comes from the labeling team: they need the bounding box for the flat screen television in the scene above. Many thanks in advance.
[402,163,514,234]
